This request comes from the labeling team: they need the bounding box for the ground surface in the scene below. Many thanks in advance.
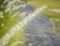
[29,0,60,34]
[0,0,60,46]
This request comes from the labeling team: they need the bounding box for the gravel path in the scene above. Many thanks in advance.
[0,4,46,46]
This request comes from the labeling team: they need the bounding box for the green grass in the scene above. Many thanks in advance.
[0,12,20,39]
[43,9,60,19]
[29,0,60,9]
[6,27,24,46]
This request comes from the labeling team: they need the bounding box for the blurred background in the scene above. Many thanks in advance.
[0,0,60,46]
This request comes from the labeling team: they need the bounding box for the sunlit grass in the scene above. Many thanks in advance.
[6,27,24,46]
[29,0,60,9]
[43,9,60,19]
[0,11,20,39]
